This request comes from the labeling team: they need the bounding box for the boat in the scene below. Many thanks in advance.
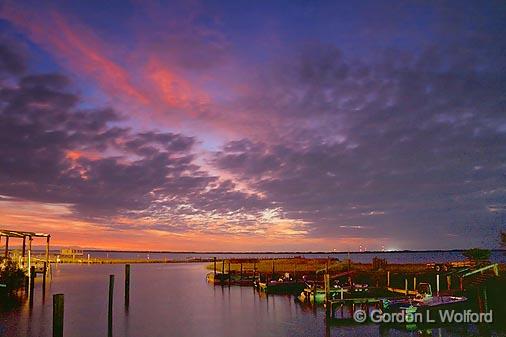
[256,273,306,294]
[299,281,374,304]
[298,286,349,303]
[400,283,467,312]
[383,282,467,313]
[206,272,256,286]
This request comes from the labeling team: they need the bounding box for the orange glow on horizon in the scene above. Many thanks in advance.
[0,199,385,252]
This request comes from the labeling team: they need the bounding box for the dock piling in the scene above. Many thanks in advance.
[213,257,217,276]
[387,271,390,287]
[3,236,8,258]
[436,274,440,296]
[125,265,130,308]
[324,273,330,317]
[43,262,47,297]
[29,266,35,304]
[108,275,114,337]
[228,261,231,286]
[52,294,64,337]
[221,260,225,280]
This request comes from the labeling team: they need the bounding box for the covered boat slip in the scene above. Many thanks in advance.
[0,228,51,276]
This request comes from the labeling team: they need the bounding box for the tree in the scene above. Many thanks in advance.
[462,248,491,262]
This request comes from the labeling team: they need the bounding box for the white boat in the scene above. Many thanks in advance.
[400,283,467,312]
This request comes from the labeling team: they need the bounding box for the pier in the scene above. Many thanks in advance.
[1,229,51,277]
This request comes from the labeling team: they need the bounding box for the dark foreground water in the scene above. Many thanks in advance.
[1,263,505,337]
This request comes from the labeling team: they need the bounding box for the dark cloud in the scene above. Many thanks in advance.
[0,38,25,75]
[1,0,505,248]
[0,44,266,230]
[214,38,506,248]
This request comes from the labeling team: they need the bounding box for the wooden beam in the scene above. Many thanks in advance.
[461,264,498,278]
[22,236,26,257]
[46,235,50,266]
[4,236,8,258]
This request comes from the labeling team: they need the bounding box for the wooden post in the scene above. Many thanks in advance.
[22,236,26,258]
[459,276,463,291]
[221,260,225,285]
[482,287,489,312]
[125,265,130,308]
[108,275,114,337]
[404,278,408,295]
[4,236,8,258]
[52,294,64,337]
[28,249,32,285]
[313,280,317,303]
[324,273,330,316]
[28,237,32,278]
[493,264,499,276]
[213,257,217,276]
[228,261,231,286]
[45,236,50,269]
[413,277,417,291]
[324,274,330,302]
[43,262,47,290]
[29,266,35,305]
[240,262,243,280]
[387,271,390,287]
[447,275,451,290]
[253,261,256,280]
[272,260,275,278]
[436,274,440,296]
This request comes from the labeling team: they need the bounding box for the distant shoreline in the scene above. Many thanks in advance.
[49,248,506,254]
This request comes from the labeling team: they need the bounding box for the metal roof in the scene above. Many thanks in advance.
[0,229,50,238]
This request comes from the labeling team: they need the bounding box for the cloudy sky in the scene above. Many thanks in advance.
[0,0,504,251]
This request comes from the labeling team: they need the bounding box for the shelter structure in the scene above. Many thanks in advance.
[0,229,50,277]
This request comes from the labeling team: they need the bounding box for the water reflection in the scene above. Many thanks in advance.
[0,263,504,337]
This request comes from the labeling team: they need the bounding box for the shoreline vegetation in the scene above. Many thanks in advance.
[204,258,506,278]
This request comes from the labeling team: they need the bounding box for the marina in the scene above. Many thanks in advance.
[2,229,506,336]
[1,259,505,337]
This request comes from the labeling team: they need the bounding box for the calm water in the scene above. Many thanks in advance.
[1,263,505,337]
[84,250,506,264]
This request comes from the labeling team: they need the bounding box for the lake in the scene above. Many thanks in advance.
[1,262,505,337]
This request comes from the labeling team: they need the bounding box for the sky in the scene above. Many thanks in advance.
[0,0,505,251]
